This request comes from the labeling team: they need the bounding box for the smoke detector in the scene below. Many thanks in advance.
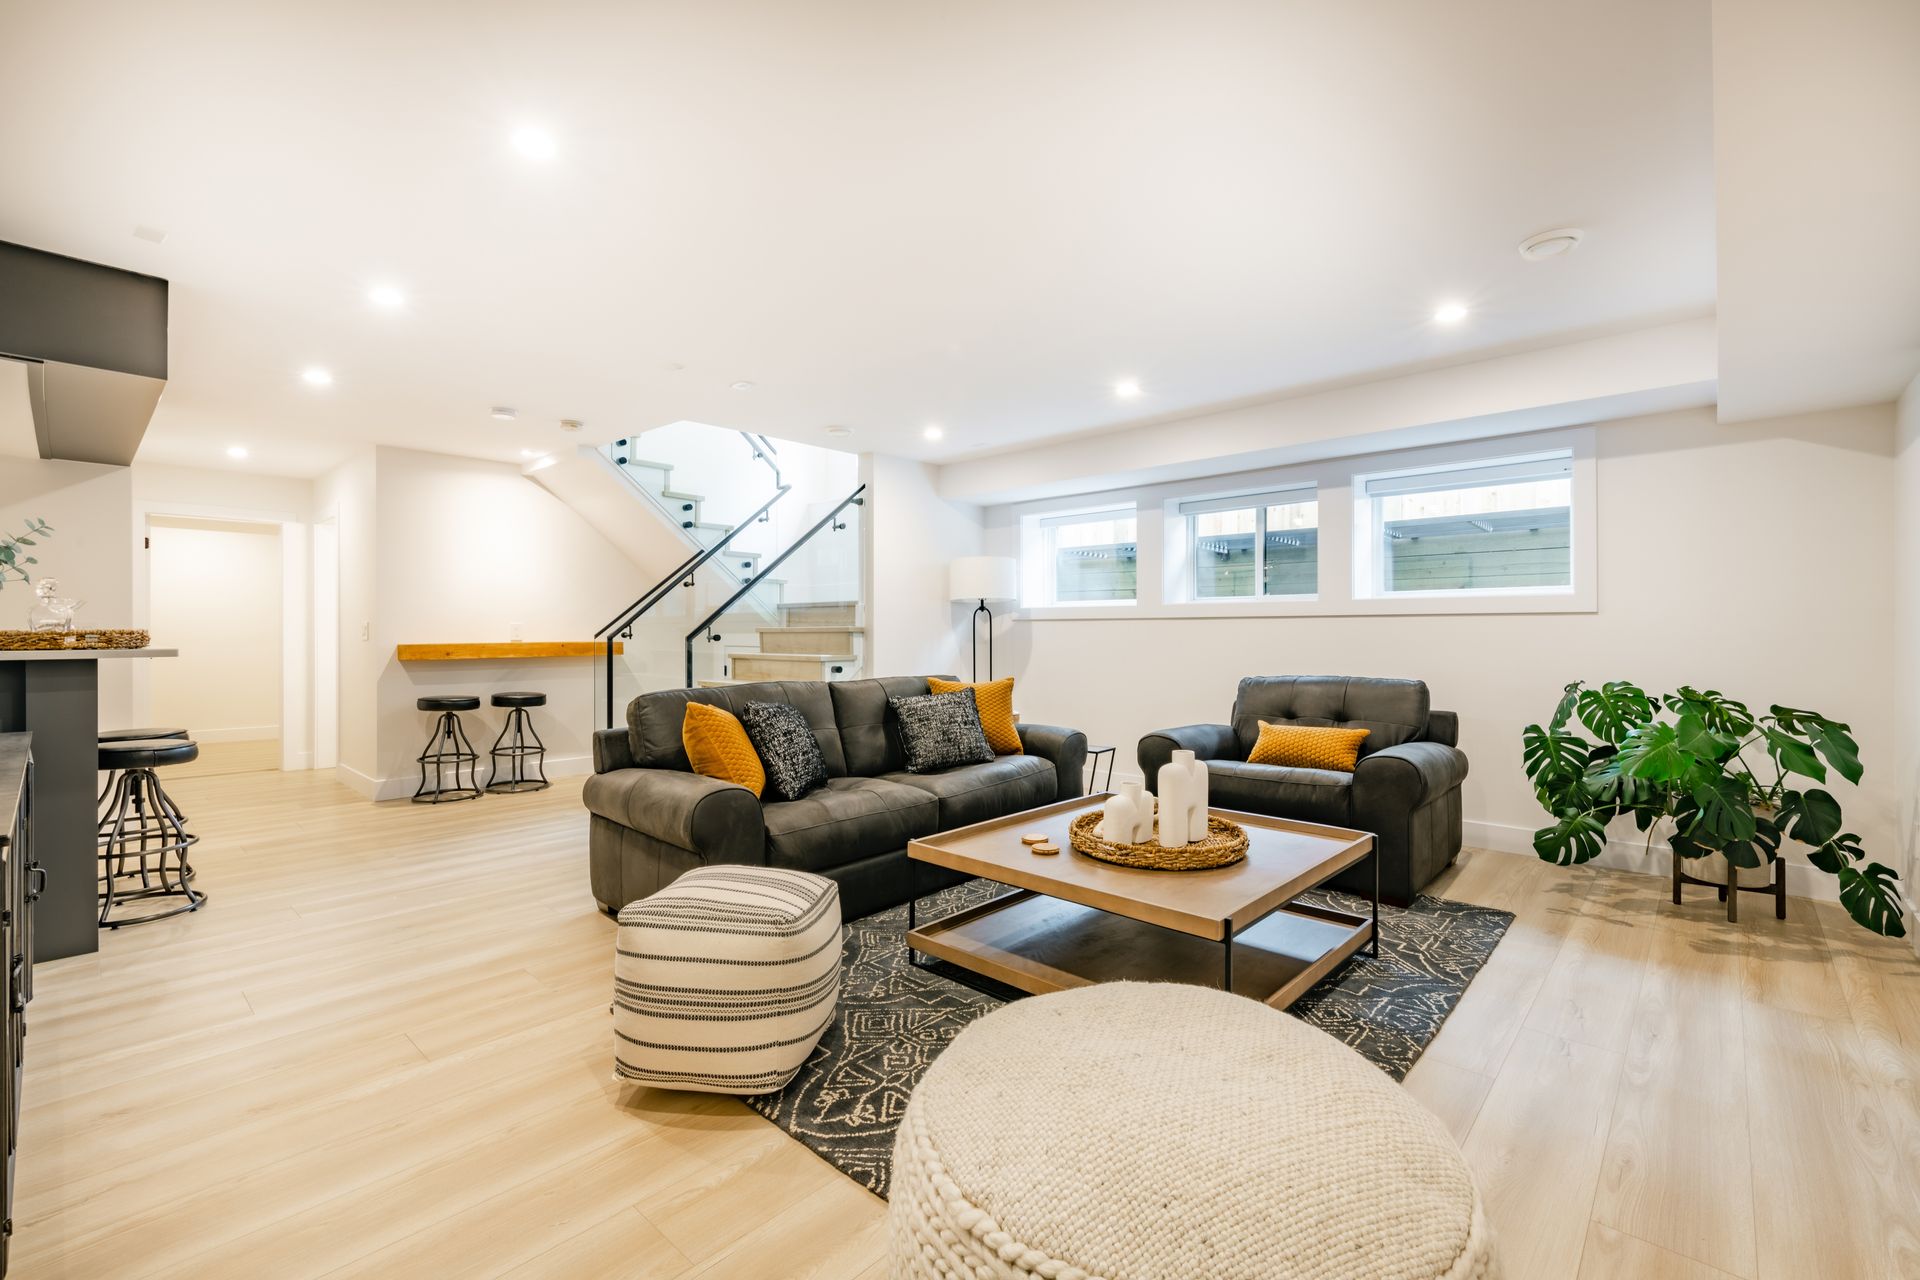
[824,425,854,438]
[559,418,583,432]
[1518,228,1583,261]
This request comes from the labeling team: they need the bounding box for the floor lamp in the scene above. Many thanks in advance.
[948,556,1019,682]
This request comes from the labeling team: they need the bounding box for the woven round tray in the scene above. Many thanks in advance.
[0,628,150,651]
[1068,810,1249,871]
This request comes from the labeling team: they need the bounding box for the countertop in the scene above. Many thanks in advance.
[0,647,178,662]
[396,642,619,660]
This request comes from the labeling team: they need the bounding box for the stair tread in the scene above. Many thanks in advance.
[757,626,865,636]
[735,652,858,662]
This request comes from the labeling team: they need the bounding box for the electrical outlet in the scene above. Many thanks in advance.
[360,621,370,641]
[510,622,525,642]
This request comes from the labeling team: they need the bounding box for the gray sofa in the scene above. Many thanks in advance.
[587,676,1088,921]
[1138,676,1467,905]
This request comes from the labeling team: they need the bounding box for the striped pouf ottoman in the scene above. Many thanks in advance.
[613,866,841,1095]
[890,982,1498,1280]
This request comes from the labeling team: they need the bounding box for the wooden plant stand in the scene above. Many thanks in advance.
[1672,854,1786,922]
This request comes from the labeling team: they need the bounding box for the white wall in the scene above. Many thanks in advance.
[147,519,282,740]
[983,403,1901,902]
[315,450,380,785]
[1894,373,1920,947]
[0,457,136,728]
[364,446,652,797]
[863,454,987,679]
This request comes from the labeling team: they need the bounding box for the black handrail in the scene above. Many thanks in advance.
[684,484,866,687]
[599,483,791,726]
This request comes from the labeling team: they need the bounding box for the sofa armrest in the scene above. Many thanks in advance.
[1426,710,1460,748]
[593,727,638,773]
[582,768,766,865]
[1017,722,1090,800]
[1353,741,1469,817]
[1138,724,1240,792]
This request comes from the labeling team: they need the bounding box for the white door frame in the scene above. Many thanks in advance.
[132,499,313,771]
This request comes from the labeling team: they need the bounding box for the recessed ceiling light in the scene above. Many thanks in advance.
[825,426,854,438]
[730,380,757,392]
[1518,227,1584,261]
[226,445,249,460]
[1113,378,1142,400]
[490,406,518,421]
[510,125,558,161]
[923,424,944,441]
[301,366,334,387]
[1432,302,1469,325]
[368,283,405,308]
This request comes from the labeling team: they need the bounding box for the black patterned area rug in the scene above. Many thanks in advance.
[746,880,1513,1198]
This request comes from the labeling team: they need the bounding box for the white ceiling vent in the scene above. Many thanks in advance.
[1518,228,1584,261]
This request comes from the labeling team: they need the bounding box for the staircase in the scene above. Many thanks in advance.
[698,600,864,686]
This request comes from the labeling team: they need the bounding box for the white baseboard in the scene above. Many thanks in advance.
[192,725,280,744]
[339,754,594,803]
[1463,818,1843,905]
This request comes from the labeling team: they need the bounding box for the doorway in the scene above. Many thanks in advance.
[147,516,284,778]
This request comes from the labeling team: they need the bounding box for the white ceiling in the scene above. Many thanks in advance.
[0,0,1716,478]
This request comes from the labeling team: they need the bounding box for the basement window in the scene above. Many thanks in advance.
[1033,508,1138,605]
[1355,450,1574,597]
[1180,487,1318,599]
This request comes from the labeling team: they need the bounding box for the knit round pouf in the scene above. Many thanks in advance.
[888,982,1497,1280]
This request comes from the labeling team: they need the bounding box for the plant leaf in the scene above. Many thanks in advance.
[1837,862,1908,938]
[1809,718,1863,785]
[1674,710,1737,762]
[1684,772,1756,847]
[1576,681,1653,745]
[1782,787,1842,847]
[1610,721,1690,782]
[1806,831,1864,875]
[1534,812,1608,866]
[1664,686,1756,736]
[1764,728,1825,783]
[1549,682,1582,733]
[1522,723,1588,786]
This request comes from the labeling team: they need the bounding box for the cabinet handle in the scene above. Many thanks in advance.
[26,866,45,899]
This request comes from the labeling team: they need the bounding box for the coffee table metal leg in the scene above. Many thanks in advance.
[1370,845,1381,958]
[1221,927,1233,992]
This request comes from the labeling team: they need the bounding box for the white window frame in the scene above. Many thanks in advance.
[1178,484,1318,603]
[1021,504,1140,608]
[1353,450,1577,601]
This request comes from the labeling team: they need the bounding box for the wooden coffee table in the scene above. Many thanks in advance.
[906,793,1377,1010]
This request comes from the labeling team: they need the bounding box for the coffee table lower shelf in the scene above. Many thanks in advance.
[907,890,1374,1010]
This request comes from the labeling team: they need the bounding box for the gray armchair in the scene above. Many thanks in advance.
[1138,676,1467,904]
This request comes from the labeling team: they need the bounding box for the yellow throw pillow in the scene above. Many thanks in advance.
[682,702,765,798]
[927,676,1022,755]
[1247,722,1370,772]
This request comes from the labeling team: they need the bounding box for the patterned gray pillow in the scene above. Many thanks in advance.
[889,690,995,774]
[740,701,829,802]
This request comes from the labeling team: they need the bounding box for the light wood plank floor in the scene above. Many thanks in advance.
[14,766,1920,1278]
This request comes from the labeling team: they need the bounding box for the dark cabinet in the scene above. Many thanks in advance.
[0,733,36,1278]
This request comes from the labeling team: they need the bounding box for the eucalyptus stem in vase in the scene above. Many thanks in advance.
[0,517,52,589]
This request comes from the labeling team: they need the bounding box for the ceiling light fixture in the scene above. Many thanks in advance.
[226,445,249,460]
[559,418,583,432]
[730,380,757,392]
[923,424,944,441]
[825,426,854,438]
[301,366,334,387]
[1113,378,1142,400]
[1432,302,1469,325]
[490,406,518,421]
[510,125,558,161]
[368,283,406,308]
[1518,227,1584,261]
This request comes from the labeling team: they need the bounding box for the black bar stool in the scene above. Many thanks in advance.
[97,737,206,928]
[487,692,551,793]
[413,696,483,803]
[98,726,192,817]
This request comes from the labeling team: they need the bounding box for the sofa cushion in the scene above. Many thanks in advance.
[628,681,848,777]
[1230,676,1430,761]
[891,690,996,774]
[881,754,1057,830]
[927,677,1022,755]
[762,776,941,873]
[830,676,950,777]
[1205,760,1353,827]
[742,702,830,802]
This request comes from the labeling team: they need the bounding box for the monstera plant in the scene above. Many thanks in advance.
[1523,681,1906,937]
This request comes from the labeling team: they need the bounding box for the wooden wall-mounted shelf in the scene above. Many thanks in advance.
[395,642,622,661]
